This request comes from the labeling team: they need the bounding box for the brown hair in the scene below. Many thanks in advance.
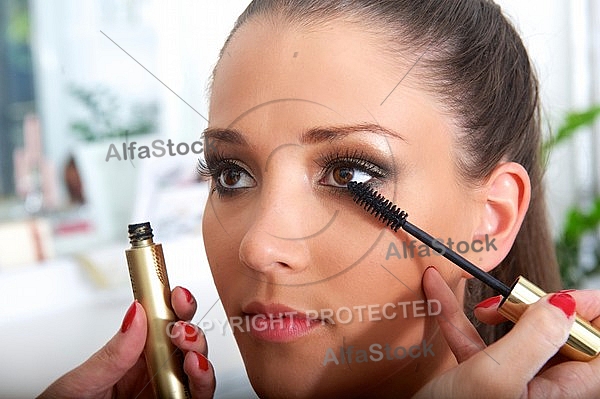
[214,0,563,344]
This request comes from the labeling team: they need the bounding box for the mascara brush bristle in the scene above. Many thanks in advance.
[347,181,408,231]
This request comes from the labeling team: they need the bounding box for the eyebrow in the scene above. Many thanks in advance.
[202,123,406,146]
[300,123,406,144]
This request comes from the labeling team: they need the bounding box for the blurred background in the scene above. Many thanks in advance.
[0,0,598,397]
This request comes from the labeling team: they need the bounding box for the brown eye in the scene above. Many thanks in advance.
[321,164,373,188]
[221,169,241,186]
[333,167,354,186]
[216,163,255,189]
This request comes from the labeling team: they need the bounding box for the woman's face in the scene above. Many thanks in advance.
[203,18,482,398]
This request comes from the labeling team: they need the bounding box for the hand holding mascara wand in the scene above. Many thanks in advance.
[347,181,600,362]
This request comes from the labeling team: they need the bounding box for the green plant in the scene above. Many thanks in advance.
[545,106,600,288]
[69,85,158,142]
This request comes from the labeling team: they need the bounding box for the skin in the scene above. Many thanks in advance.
[39,13,600,399]
[203,18,495,398]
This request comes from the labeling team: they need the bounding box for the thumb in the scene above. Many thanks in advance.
[40,301,147,398]
[482,293,576,388]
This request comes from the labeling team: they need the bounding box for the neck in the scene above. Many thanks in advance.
[349,327,458,398]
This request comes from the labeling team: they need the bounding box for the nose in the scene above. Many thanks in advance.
[238,164,319,277]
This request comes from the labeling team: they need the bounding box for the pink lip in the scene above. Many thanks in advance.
[241,302,323,343]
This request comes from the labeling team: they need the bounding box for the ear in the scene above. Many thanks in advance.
[469,162,531,274]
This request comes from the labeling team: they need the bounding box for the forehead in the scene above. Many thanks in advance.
[208,17,453,155]
[207,17,462,204]
[211,18,422,119]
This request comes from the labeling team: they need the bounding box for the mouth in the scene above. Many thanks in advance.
[241,302,325,343]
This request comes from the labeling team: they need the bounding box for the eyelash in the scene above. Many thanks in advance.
[197,152,248,198]
[315,148,388,185]
[197,149,389,198]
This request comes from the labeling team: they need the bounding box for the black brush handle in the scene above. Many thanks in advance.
[402,221,511,297]
[347,181,511,297]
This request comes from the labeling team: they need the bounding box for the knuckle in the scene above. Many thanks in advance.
[578,290,600,317]
[97,342,127,373]
[457,363,505,395]
[523,304,569,350]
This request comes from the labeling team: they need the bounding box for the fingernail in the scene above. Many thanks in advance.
[423,265,438,275]
[181,287,194,303]
[121,301,137,333]
[184,324,198,342]
[549,293,576,317]
[475,295,502,309]
[558,289,576,293]
[196,352,209,371]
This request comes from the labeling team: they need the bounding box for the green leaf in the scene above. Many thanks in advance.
[70,121,95,142]
[68,85,157,142]
[544,106,600,152]
[562,198,600,244]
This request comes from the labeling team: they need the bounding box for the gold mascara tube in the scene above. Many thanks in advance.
[125,222,190,398]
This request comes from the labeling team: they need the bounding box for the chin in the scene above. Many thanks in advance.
[236,335,417,399]
[247,373,346,399]
[236,337,347,398]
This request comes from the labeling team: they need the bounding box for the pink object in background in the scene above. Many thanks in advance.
[13,148,28,198]
[12,113,59,212]
[41,159,59,209]
[23,114,42,166]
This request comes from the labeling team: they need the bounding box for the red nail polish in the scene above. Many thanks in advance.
[184,324,198,342]
[549,293,576,317]
[181,287,194,303]
[196,352,209,371]
[121,302,137,333]
[475,295,502,309]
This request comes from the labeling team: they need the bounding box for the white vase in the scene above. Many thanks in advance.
[74,137,151,243]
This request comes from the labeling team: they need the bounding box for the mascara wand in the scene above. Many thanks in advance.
[347,181,600,361]
[347,181,511,297]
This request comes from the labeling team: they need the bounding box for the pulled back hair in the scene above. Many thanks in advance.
[215,0,562,343]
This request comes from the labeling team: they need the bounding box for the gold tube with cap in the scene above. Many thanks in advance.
[125,222,190,398]
[498,276,600,362]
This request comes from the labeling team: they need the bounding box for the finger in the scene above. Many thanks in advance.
[562,290,600,327]
[473,295,507,325]
[530,355,600,398]
[40,301,147,398]
[476,290,600,328]
[171,321,208,357]
[172,286,197,321]
[184,351,216,399]
[529,290,600,332]
[422,266,486,363]
[481,293,576,388]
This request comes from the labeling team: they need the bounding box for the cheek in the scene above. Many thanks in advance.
[307,229,442,338]
[202,210,238,285]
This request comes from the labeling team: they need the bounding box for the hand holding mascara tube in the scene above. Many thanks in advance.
[39,224,215,399]
[125,222,191,398]
[414,267,600,399]
[348,182,600,397]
